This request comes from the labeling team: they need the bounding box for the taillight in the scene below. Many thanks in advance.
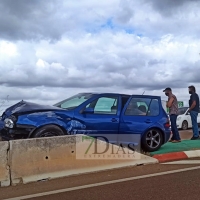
[164,117,170,128]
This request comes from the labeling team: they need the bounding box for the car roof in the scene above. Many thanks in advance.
[79,92,160,98]
[80,92,131,97]
[131,94,161,98]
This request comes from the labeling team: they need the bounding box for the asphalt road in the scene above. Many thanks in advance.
[29,165,200,200]
[1,159,200,200]
[0,129,198,200]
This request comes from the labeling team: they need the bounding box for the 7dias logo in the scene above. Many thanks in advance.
[75,135,141,160]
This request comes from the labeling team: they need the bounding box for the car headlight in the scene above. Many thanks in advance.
[177,117,181,121]
[4,115,17,128]
[4,118,15,128]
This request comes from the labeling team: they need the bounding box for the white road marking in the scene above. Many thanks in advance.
[3,166,200,200]
[162,160,200,164]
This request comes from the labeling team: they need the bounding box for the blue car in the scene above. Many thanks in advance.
[0,93,171,152]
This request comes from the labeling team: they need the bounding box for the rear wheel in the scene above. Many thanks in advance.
[32,125,65,138]
[181,120,188,130]
[141,128,163,152]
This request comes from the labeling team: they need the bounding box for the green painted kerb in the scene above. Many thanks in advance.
[150,140,200,156]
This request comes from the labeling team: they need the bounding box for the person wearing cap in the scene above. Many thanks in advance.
[188,85,199,140]
[163,87,181,142]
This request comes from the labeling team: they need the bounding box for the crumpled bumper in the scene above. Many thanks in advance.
[0,128,12,141]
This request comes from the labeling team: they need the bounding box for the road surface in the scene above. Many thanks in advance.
[1,158,200,200]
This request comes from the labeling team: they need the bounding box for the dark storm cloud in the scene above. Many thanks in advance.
[0,0,72,41]
[180,61,200,83]
[0,78,113,88]
[143,0,199,15]
[125,80,189,91]
[0,61,188,91]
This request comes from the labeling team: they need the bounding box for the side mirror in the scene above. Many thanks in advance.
[82,107,94,114]
[186,112,190,115]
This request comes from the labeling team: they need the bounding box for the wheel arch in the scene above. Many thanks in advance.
[28,123,68,138]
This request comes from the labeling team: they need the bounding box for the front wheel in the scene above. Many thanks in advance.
[31,125,65,138]
[141,129,163,152]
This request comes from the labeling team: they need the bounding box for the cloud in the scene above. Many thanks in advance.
[0,0,63,41]
[110,0,200,39]
[0,33,198,90]
[0,0,120,41]
[0,0,200,114]
[115,0,135,24]
[142,0,199,16]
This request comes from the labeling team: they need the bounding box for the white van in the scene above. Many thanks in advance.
[176,107,200,130]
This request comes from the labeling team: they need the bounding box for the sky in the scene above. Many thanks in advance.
[0,0,200,113]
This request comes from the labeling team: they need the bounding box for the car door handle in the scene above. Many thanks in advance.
[111,118,118,122]
[145,119,152,123]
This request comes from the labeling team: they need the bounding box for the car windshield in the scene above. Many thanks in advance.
[178,107,188,115]
[54,93,94,110]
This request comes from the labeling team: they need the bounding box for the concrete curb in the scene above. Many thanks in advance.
[152,150,200,163]
[7,135,159,186]
[0,134,159,187]
[0,141,10,187]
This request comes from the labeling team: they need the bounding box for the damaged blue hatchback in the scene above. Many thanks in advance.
[0,93,171,152]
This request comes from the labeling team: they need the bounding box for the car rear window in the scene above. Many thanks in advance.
[125,97,160,116]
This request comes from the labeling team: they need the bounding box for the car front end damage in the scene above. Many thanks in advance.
[0,114,36,140]
[0,100,66,141]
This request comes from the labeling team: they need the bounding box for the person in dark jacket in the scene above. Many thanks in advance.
[188,85,200,140]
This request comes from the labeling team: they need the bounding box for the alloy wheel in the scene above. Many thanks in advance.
[146,129,161,149]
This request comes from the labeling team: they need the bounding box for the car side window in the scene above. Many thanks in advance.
[147,99,160,116]
[86,96,118,114]
[125,98,151,116]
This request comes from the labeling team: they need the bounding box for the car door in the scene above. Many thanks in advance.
[73,95,120,143]
[118,95,161,146]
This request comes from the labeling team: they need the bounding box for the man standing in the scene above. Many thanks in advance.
[163,87,181,142]
[188,85,200,140]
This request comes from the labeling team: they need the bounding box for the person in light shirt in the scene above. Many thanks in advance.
[163,87,181,143]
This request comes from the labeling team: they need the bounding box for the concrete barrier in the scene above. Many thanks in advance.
[8,134,157,185]
[0,141,10,187]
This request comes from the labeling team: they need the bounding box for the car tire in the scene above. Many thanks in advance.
[181,120,188,130]
[32,125,65,138]
[141,128,163,152]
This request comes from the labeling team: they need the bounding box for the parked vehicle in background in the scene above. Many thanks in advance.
[176,107,200,130]
[0,93,171,152]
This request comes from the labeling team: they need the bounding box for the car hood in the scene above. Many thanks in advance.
[2,100,64,117]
